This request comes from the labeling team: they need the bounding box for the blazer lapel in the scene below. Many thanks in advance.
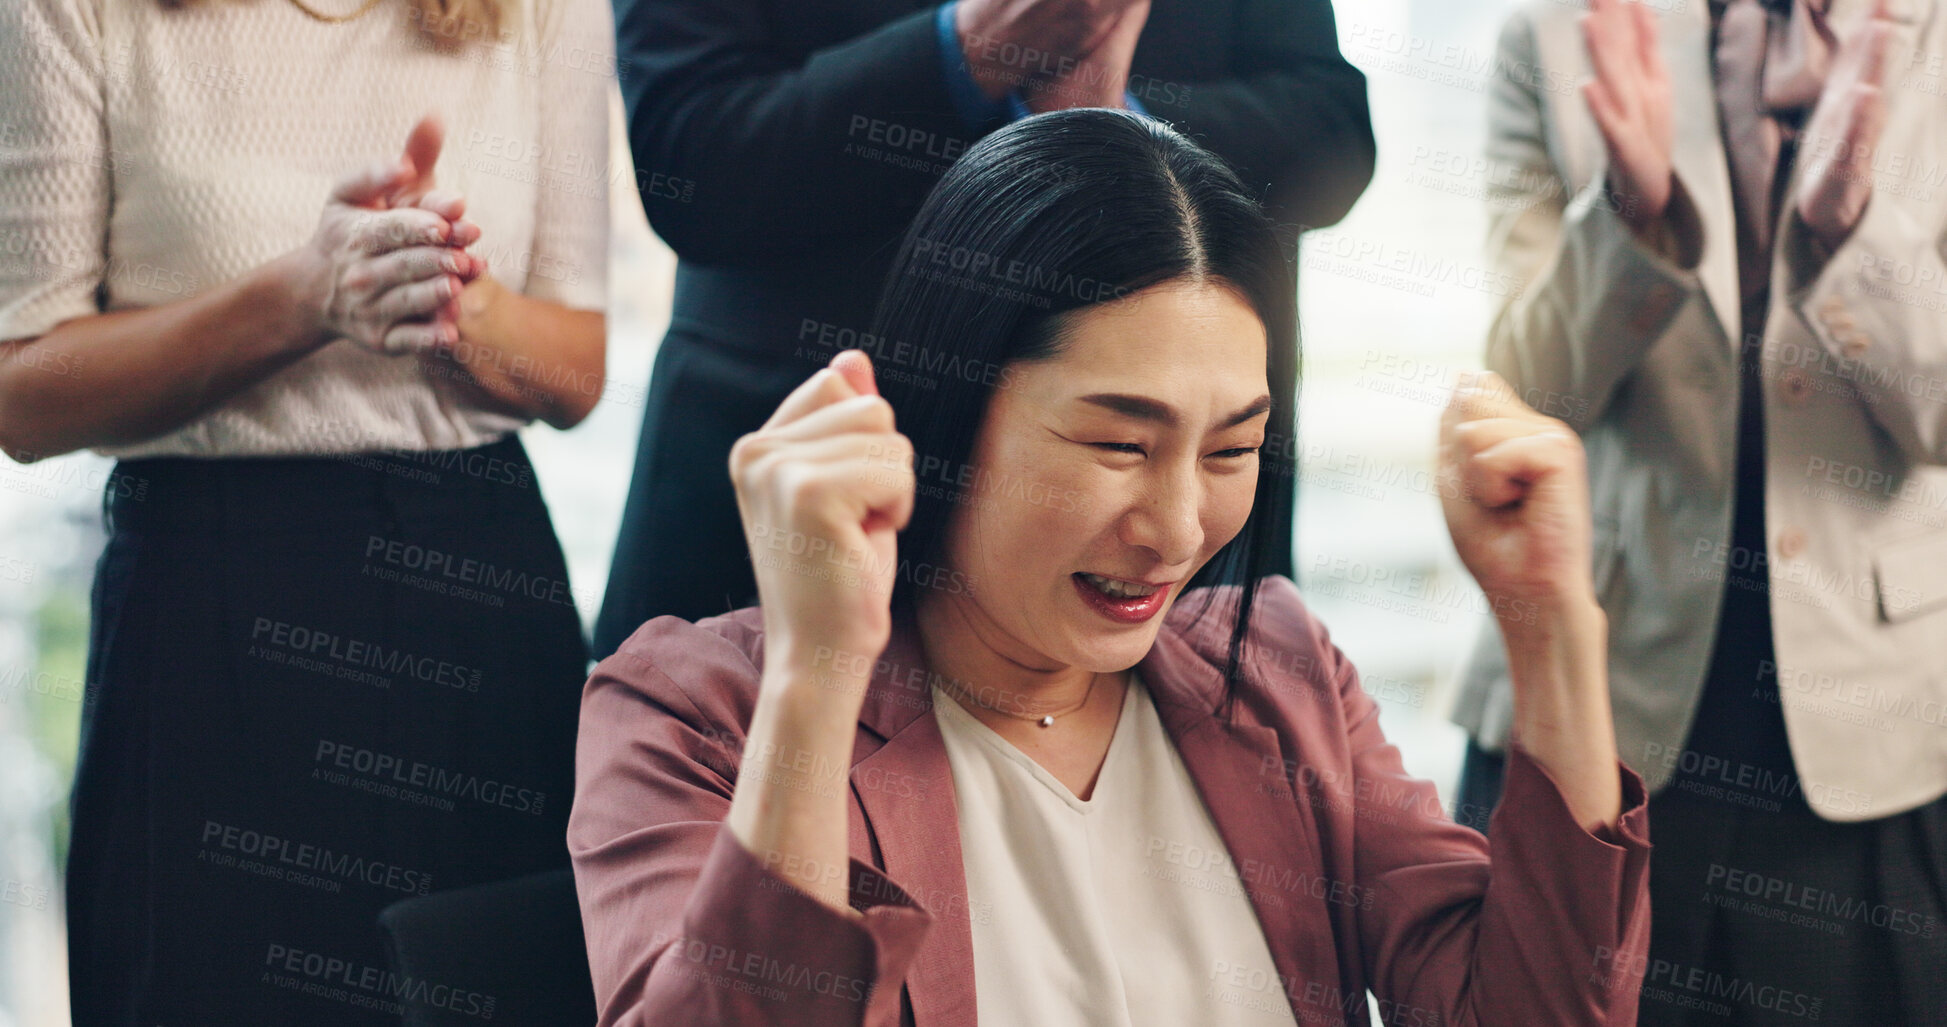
[849,608,1348,1024]
[1140,627,1345,1022]
[1660,0,1746,348]
[851,609,978,1025]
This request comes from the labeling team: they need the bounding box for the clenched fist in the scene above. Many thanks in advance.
[1438,370,1594,617]
[730,351,917,690]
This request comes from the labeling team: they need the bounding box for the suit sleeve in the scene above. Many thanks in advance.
[1255,579,1653,1025]
[612,0,973,262]
[1780,103,1947,466]
[1480,9,1703,430]
[1157,0,1374,233]
[568,618,932,1027]
[614,0,1376,263]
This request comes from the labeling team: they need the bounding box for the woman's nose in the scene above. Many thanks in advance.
[1118,463,1203,567]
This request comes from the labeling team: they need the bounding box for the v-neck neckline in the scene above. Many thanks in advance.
[932,672,1143,812]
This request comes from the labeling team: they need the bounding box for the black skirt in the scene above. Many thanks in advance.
[67,435,588,1026]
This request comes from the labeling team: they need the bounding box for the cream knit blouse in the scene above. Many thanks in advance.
[0,0,612,457]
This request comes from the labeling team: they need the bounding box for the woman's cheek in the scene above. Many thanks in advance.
[956,451,1093,569]
[1204,467,1259,554]
[1054,461,1133,536]
[1001,462,1109,547]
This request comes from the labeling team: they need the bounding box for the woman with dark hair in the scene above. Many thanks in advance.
[571,108,1651,1027]
[0,0,610,1022]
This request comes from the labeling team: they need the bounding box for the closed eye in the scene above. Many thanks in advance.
[1090,440,1144,459]
[1212,446,1260,459]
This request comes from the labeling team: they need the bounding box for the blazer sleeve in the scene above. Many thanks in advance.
[1778,86,1947,466]
[568,617,933,1027]
[1255,579,1654,1025]
[1160,0,1375,233]
[1480,8,1705,431]
[611,0,971,262]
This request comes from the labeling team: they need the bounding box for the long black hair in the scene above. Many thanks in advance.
[869,107,1300,718]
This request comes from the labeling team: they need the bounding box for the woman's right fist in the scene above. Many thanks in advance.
[730,351,916,689]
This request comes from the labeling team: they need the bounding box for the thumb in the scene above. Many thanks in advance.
[331,157,414,207]
[830,349,878,397]
[394,115,445,203]
[1856,18,1891,89]
[831,350,897,534]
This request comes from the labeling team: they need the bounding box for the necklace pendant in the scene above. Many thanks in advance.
[1038,715,1055,728]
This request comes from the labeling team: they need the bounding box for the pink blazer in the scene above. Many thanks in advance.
[568,576,1652,1026]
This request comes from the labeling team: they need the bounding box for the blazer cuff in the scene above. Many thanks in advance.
[1491,745,1653,1013]
[1495,742,1651,852]
[1565,172,1699,348]
[677,826,933,1022]
[1787,187,1947,378]
[934,2,1010,131]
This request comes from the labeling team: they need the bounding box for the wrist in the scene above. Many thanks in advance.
[265,248,334,355]
[760,644,875,719]
[454,273,504,339]
[1611,183,1668,240]
[1501,594,1608,736]
[752,669,871,761]
[953,2,1015,101]
[1501,588,1603,651]
[1799,200,1862,256]
[1598,160,1671,232]
[1022,69,1125,113]
[1496,592,1621,832]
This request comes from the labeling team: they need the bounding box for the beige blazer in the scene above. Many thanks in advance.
[1452,0,1947,822]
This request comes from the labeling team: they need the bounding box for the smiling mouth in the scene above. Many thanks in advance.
[1077,573,1162,599]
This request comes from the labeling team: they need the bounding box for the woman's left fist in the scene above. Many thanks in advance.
[1437,371,1594,620]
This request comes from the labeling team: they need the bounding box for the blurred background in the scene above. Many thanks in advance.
[0,0,1526,1019]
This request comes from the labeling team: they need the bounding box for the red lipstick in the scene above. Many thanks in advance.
[1071,573,1172,624]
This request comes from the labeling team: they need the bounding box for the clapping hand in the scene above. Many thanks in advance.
[1797,0,1895,250]
[958,0,1150,110]
[298,115,485,354]
[1581,0,1674,235]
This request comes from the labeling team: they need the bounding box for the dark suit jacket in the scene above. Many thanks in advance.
[594,0,1377,654]
[569,577,1654,1025]
[617,0,1376,330]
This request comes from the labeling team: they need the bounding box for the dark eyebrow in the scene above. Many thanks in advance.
[1076,393,1273,431]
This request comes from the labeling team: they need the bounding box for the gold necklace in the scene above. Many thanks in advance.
[942,672,1105,728]
[283,0,386,24]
